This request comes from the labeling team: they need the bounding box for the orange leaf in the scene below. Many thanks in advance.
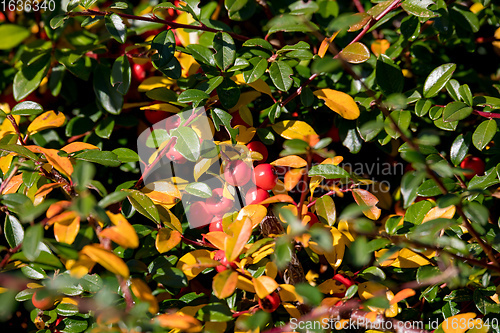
[28,146,73,179]
[81,244,130,278]
[27,111,66,134]
[442,313,478,333]
[224,217,252,262]
[371,39,390,56]
[284,168,306,191]
[271,155,307,168]
[155,228,181,253]
[67,254,95,279]
[318,31,340,58]
[259,194,296,205]
[253,275,279,298]
[204,231,228,250]
[46,210,77,226]
[61,142,99,154]
[314,89,360,120]
[155,313,202,333]
[100,212,139,249]
[35,182,62,199]
[131,278,159,314]
[351,188,381,220]
[176,250,212,280]
[422,205,456,223]
[317,279,346,295]
[46,201,72,218]
[53,212,80,245]
[236,204,268,228]
[390,288,416,304]
[1,174,23,194]
[213,270,239,299]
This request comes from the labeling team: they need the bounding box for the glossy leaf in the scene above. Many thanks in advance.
[313,89,360,120]
[423,63,456,98]
[269,61,293,92]
[472,119,496,151]
[339,42,370,64]
[213,32,236,71]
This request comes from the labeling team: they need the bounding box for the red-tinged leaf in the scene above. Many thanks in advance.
[339,42,370,64]
[224,217,252,262]
[213,270,239,299]
[351,188,381,220]
[253,275,279,298]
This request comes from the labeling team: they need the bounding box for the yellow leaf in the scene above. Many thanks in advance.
[235,125,256,144]
[205,231,228,250]
[140,103,181,113]
[259,194,296,205]
[236,204,267,228]
[317,279,346,295]
[46,201,72,218]
[81,245,130,278]
[0,115,20,138]
[225,217,252,262]
[351,188,381,220]
[155,228,181,253]
[176,52,200,77]
[137,76,175,92]
[251,243,275,264]
[314,89,360,120]
[470,3,484,14]
[236,275,256,293]
[371,39,390,57]
[279,284,303,303]
[67,254,95,279]
[339,42,371,64]
[422,205,456,223]
[392,248,435,268]
[155,313,202,333]
[358,281,387,300]
[100,212,139,249]
[53,212,80,245]
[1,174,23,194]
[61,142,99,154]
[176,250,212,280]
[318,31,340,58]
[266,261,277,279]
[193,158,216,181]
[27,111,66,134]
[0,154,13,175]
[284,168,306,191]
[253,275,279,298]
[442,313,477,333]
[205,321,227,333]
[131,278,159,314]
[322,227,349,268]
[231,74,273,97]
[282,302,302,319]
[34,182,61,201]
[213,270,239,299]
[174,12,198,47]
[272,120,317,141]
[229,91,262,113]
[271,155,307,168]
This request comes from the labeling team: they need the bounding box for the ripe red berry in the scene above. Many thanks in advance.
[230,112,250,127]
[254,164,277,191]
[214,250,229,272]
[224,160,252,187]
[145,110,170,124]
[245,187,269,205]
[209,217,224,232]
[460,156,485,179]
[247,141,268,163]
[206,188,234,216]
[131,63,147,82]
[166,145,187,164]
[258,292,280,313]
[187,202,213,227]
[32,289,56,311]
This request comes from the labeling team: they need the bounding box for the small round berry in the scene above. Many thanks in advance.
[206,188,234,216]
[224,160,252,187]
[258,292,280,313]
[254,164,277,191]
[245,187,270,205]
[247,141,268,163]
[209,217,224,232]
[460,156,485,179]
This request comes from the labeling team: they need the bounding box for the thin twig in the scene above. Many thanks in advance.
[7,115,25,145]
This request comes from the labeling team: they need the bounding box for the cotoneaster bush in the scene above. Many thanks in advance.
[0,0,500,332]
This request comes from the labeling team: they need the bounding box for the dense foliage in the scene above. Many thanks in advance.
[1,0,500,332]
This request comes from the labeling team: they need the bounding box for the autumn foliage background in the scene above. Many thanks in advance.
[1,0,500,332]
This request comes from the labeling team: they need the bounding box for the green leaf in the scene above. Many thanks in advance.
[273,237,292,270]
[196,303,233,322]
[243,57,268,84]
[152,30,176,69]
[213,32,236,71]
[11,101,43,116]
[186,44,216,67]
[95,117,115,139]
[74,150,121,167]
[216,78,240,109]
[225,0,256,21]
[472,119,497,151]
[211,108,238,143]
[0,24,31,50]
[384,110,411,139]
[170,127,201,162]
[111,55,131,95]
[417,178,456,197]
[401,0,438,18]
[339,42,370,64]
[464,202,489,226]
[442,102,472,122]
[295,283,323,306]
[23,224,43,262]
[59,316,88,333]
[156,56,182,79]
[314,195,336,226]
[4,215,24,248]
[450,133,471,166]
[73,161,95,192]
[178,89,210,105]
[105,13,127,43]
[242,38,274,52]
[459,84,473,106]
[80,274,103,293]
[110,1,128,9]
[93,64,124,114]
[415,99,432,117]
[123,189,161,224]
[401,171,425,208]
[423,63,456,98]
[112,148,139,163]
[266,14,318,34]
[98,191,129,208]
[450,5,480,33]
[185,182,212,198]
[269,61,293,92]
[405,200,432,225]
[308,164,351,179]
[0,144,39,161]
[376,55,404,96]
[13,53,51,101]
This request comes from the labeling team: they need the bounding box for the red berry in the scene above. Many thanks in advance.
[165,114,181,132]
[131,63,147,82]
[224,160,252,187]
[145,110,170,124]
[187,202,213,227]
[209,217,224,232]
[326,126,340,142]
[254,164,277,191]
[247,141,268,163]
[460,156,485,179]
[214,250,229,272]
[258,292,280,313]
[245,187,269,205]
[230,112,250,127]
[306,212,319,226]
[206,188,234,216]
[32,289,56,311]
